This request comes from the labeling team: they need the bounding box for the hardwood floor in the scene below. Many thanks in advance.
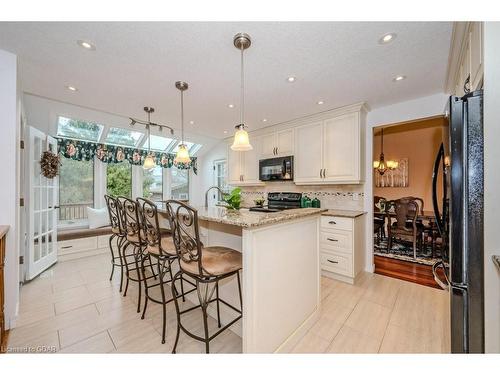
[374,255,447,289]
[6,253,450,353]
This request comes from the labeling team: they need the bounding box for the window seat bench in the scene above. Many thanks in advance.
[57,226,113,262]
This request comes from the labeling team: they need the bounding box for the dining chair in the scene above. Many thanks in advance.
[166,200,243,354]
[137,197,195,344]
[373,195,387,240]
[387,198,423,259]
[104,195,126,291]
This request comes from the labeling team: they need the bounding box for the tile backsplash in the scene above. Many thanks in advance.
[240,182,365,210]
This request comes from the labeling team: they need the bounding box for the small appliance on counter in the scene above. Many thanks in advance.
[249,192,302,212]
[259,156,293,181]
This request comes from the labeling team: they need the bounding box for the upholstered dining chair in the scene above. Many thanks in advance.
[387,198,423,259]
[136,198,195,344]
[117,196,157,313]
[104,195,126,291]
[165,200,243,354]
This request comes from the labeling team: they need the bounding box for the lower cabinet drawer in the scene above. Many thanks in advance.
[320,250,353,277]
[320,229,352,254]
[58,237,98,253]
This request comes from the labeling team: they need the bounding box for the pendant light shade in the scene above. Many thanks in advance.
[143,154,156,170]
[231,33,253,152]
[174,81,192,166]
[231,124,253,151]
[374,128,398,175]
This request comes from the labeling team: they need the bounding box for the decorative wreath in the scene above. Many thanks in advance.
[40,151,60,179]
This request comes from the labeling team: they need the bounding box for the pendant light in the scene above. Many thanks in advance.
[231,33,253,151]
[173,81,192,166]
[143,107,156,170]
[373,128,398,175]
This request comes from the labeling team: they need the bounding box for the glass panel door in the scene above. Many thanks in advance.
[27,126,58,280]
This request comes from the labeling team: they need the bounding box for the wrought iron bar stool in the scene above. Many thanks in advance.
[137,198,196,344]
[117,196,157,313]
[166,200,243,354]
[104,195,127,291]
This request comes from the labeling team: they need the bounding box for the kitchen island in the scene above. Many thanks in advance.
[157,205,325,353]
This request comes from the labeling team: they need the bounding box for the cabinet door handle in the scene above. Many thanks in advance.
[328,221,337,225]
[327,238,339,242]
[319,169,322,178]
[276,147,278,155]
[323,168,327,178]
[61,245,73,249]
[327,259,339,264]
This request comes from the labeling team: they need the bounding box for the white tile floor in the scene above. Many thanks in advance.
[7,253,450,353]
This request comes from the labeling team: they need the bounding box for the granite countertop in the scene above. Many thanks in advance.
[157,204,326,228]
[321,209,366,218]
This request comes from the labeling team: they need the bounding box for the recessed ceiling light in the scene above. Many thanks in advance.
[228,104,234,108]
[189,120,195,125]
[393,75,406,82]
[262,118,267,122]
[287,76,296,83]
[77,40,96,50]
[317,100,324,105]
[378,33,397,45]
[66,85,78,92]
[223,130,228,134]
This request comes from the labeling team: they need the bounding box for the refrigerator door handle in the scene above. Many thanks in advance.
[432,143,445,237]
[432,260,450,291]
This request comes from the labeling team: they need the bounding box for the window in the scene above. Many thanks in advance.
[107,161,132,198]
[171,167,189,200]
[214,160,229,194]
[142,135,177,152]
[59,157,94,223]
[105,127,143,147]
[143,166,163,201]
[57,116,104,142]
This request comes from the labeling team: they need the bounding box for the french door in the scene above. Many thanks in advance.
[26,126,58,280]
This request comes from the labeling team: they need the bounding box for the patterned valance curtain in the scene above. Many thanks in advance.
[57,137,197,174]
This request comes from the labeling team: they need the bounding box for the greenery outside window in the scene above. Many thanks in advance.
[107,161,132,198]
[143,166,163,201]
[171,167,189,200]
[59,157,94,224]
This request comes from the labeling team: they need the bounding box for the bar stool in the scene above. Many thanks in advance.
[117,196,157,313]
[104,195,126,291]
[166,200,243,354]
[137,198,196,344]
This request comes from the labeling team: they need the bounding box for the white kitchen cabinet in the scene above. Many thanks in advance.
[260,128,294,159]
[320,214,365,284]
[226,137,264,186]
[294,122,324,184]
[323,112,360,182]
[294,108,365,185]
[451,22,483,96]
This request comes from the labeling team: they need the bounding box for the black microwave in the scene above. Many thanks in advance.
[259,156,294,181]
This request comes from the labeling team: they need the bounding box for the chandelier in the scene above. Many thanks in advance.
[373,128,398,175]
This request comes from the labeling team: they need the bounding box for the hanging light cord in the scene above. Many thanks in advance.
[381,128,384,154]
[147,112,151,153]
[180,88,185,144]
[240,45,244,127]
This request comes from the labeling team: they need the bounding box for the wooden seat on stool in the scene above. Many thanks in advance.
[165,200,243,354]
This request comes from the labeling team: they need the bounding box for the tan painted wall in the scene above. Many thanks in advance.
[373,117,446,211]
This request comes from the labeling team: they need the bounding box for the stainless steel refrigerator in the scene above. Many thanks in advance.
[432,90,484,353]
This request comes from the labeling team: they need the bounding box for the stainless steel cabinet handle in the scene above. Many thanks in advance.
[327,238,339,242]
[323,168,327,178]
[327,259,339,264]
[319,169,322,178]
[328,221,337,225]
[61,245,73,249]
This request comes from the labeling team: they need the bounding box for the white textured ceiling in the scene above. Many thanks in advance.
[0,22,452,140]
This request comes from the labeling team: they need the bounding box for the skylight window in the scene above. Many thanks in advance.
[142,135,177,151]
[57,116,104,142]
[105,127,143,147]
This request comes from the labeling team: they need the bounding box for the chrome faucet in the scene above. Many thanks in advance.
[205,186,225,207]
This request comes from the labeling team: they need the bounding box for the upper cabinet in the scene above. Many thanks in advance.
[449,22,483,96]
[226,103,367,186]
[260,129,294,159]
[295,105,366,185]
[227,136,264,186]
